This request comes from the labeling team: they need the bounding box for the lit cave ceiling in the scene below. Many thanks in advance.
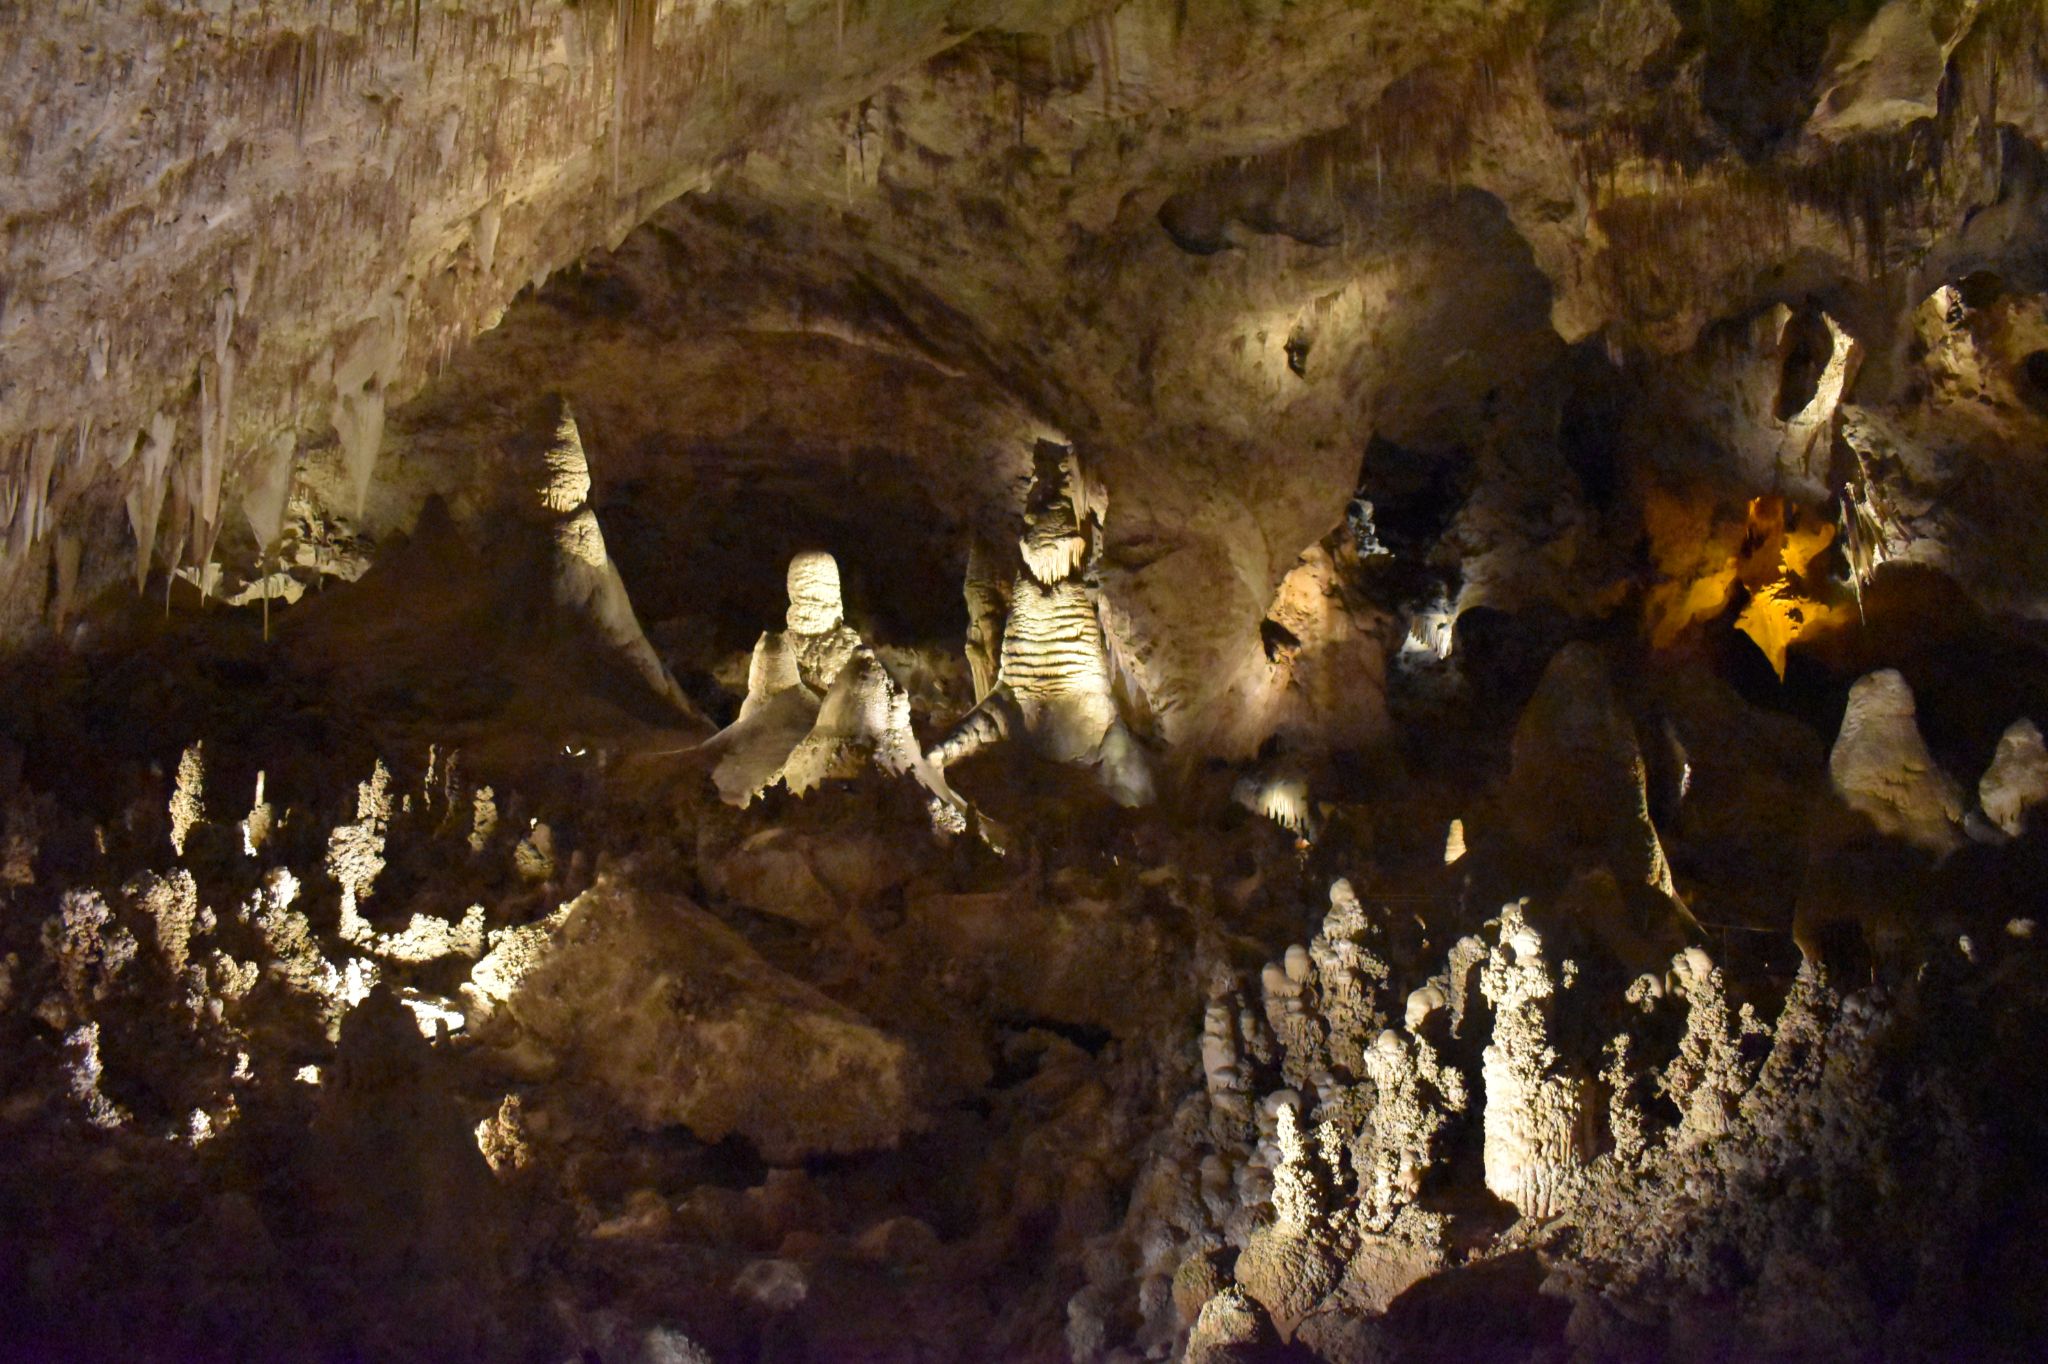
[5,2,2048,1361]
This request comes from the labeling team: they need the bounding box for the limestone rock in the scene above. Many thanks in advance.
[1828,670,1966,854]
[481,874,919,1161]
[1504,644,1681,906]
[1979,718,2048,838]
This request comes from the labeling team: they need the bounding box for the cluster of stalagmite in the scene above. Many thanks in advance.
[1091,857,2004,1360]
[928,447,1152,806]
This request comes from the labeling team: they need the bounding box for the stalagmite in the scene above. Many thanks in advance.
[7,1,2048,1353]
[779,551,863,693]
[242,772,274,856]
[1827,669,1965,853]
[962,533,1009,702]
[537,401,694,714]
[701,549,940,809]
[927,448,1153,805]
[1477,900,1587,1220]
[1979,718,2048,839]
[329,761,392,943]
[781,649,918,794]
[1504,643,1690,928]
[1356,1027,1465,1225]
[169,743,205,857]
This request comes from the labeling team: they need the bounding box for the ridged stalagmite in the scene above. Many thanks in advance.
[926,450,1152,806]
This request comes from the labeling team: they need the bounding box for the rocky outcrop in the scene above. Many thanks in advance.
[479,874,919,1162]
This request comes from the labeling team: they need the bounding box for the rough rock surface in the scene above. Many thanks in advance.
[484,873,919,1162]
[1827,668,1967,853]
[1980,716,2048,838]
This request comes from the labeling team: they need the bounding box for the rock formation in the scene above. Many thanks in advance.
[928,447,1153,806]
[1477,901,1588,1220]
[1505,645,1678,895]
[536,401,694,714]
[6,3,2048,1358]
[700,549,928,808]
[1827,669,1967,854]
[1980,717,2048,838]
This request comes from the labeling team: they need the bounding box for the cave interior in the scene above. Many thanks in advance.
[5,2,2048,1361]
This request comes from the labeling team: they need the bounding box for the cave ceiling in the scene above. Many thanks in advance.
[7,3,2048,717]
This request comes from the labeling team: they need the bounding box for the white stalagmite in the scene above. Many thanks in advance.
[703,550,933,808]
[242,771,274,856]
[740,630,803,721]
[1306,879,1389,1076]
[536,400,693,714]
[1477,900,1587,1221]
[328,760,392,944]
[1356,1027,1465,1225]
[169,742,205,857]
[783,551,861,669]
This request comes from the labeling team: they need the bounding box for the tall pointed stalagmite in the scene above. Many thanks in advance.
[538,399,695,716]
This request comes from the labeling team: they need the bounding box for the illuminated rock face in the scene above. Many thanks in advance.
[1827,669,1966,855]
